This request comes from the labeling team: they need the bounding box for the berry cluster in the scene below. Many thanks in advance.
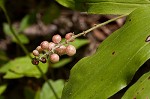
[32,33,76,65]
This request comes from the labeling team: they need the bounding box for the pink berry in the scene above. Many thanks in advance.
[52,34,62,44]
[40,41,49,50]
[55,45,66,55]
[48,42,55,51]
[50,53,59,63]
[36,46,43,52]
[65,33,74,42]
[33,50,39,56]
[66,45,76,56]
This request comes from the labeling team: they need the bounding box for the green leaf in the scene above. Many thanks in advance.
[56,0,150,14]
[19,13,36,32]
[0,0,5,9]
[24,87,35,99]
[0,50,9,65]
[40,79,64,99]
[15,34,29,44]
[0,84,7,95]
[0,96,4,99]
[3,23,29,44]
[122,72,150,99]
[42,3,60,24]
[51,58,72,68]
[0,62,11,73]
[1,56,48,79]
[34,89,41,99]
[3,71,24,79]
[3,23,12,35]
[61,7,150,99]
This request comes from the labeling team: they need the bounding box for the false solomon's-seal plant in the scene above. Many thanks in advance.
[1,0,150,98]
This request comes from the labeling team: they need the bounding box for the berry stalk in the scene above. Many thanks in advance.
[33,14,126,63]
[73,14,126,38]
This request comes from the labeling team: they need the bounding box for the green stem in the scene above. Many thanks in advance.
[35,65,59,99]
[1,6,59,99]
[2,7,32,59]
[74,14,126,38]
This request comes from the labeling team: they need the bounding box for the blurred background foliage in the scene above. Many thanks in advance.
[0,0,91,99]
[1,0,149,99]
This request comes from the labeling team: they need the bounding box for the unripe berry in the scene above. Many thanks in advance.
[40,57,47,63]
[65,33,74,42]
[33,50,39,56]
[40,41,49,50]
[55,45,66,55]
[50,53,59,63]
[52,34,61,44]
[48,42,55,51]
[36,46,43,52]
[66,45,76,56]
[32,58,39,65]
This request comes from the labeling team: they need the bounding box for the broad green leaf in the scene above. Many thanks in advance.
[56,0,150,14]
[24,87,35,99]
[0,0,5,9]
[0,84,7,95]
[3,23,12,35]
[61,7,150,99]
[3,23,29,44]
[1,56,48,79]
[40,79,64,99]
[3,71,23,79]
[42,3,60,24]
[0,96,4,99]
[34,89,40,99]
[122,72,150,99]
[51,58,72,68]
[0,62,11,73]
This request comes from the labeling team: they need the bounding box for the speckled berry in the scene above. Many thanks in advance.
[65,33,74,42]
[33,50,39,56]
[50,53,59,63]
[52,34,62,44]
[40,41,49,50]
[48,42,55,51]
[55,45,66,55]
[66,45,76,56]
[36,46,43,52]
